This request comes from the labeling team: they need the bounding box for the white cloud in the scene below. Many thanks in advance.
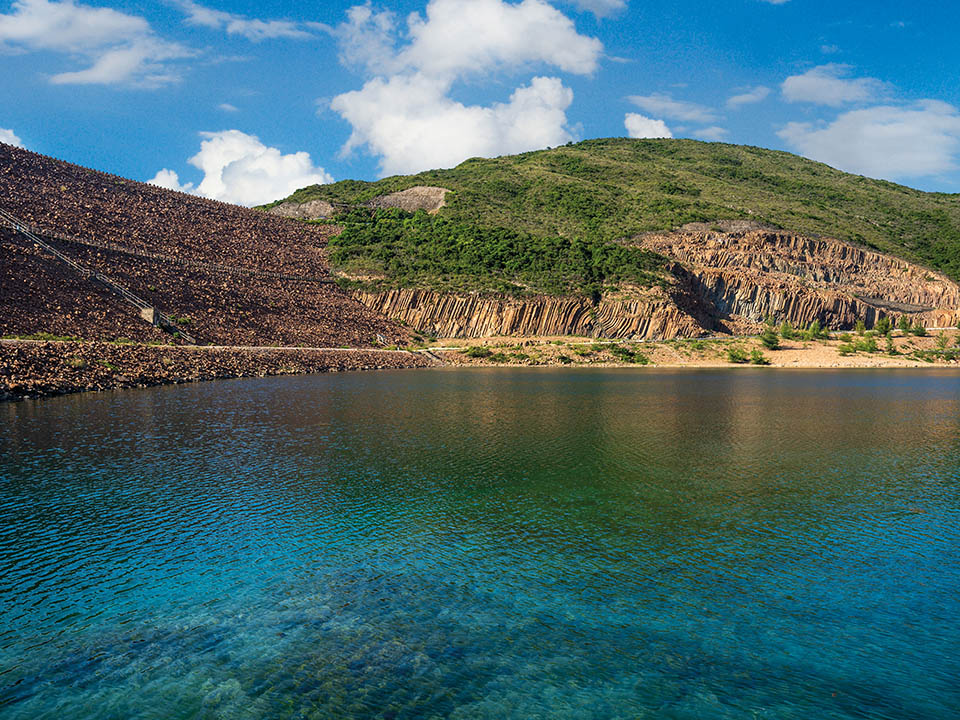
[693,126,728,141]
[567,0,626,18]
[218,103,239,112]
[148,168,191,193]
[334,74,574,176]
[778,100,960,180]
[727,86,770,109]
[338,0,602,80]
[149,130,333,206]
[0,128,24,147]
[781,64,887,107]
[329,0,601,176]
[0,0,191,86]
[627,93,718,123]
[624,113,671,139]
[176,1,312,42]
[330,4,398,72]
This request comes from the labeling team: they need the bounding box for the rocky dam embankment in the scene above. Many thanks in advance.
[353,228,960,340]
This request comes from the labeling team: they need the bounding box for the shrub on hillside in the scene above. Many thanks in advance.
[760,326,780,350]
[750,349,770,365]
[726,346,749,364]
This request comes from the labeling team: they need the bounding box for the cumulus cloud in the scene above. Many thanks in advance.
[336,0,602,80]
[0,128,24,147]
[781,64,887,107]
[624,113,671,139]
[176,1,312,42]
[334,74,574,176]
[778,100,960,180]
[218,103,239,112]
[0,0,191,86]
[727,86,770,109]
[627,93,718,123]
[149,130,333,206]
[329,0,601,176]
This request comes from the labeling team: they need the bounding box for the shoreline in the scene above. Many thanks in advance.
[0,341,435,402]
[3,331,959,402]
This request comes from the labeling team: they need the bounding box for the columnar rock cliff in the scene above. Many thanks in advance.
[638,229,960,331]
[354,286,704,340]
[353,228,960,340]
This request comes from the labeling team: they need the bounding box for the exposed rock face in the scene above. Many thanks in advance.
[354,286,703,340]
[267,186,451,220]
[354,228,960,339]
[267,199,337,220]
[638,230,960,330]
[367,186,450,213]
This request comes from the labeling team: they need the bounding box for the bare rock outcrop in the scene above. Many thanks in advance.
[367,186,450,213]
[638,229,960,330]
[267,199,337,220]
[268,186,451,221]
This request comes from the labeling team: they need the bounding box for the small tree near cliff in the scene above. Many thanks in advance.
[760,326,780,350]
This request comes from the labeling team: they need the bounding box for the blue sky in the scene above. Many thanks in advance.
[2,0,959,205]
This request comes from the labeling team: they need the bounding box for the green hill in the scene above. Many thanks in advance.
[269,138,960,294]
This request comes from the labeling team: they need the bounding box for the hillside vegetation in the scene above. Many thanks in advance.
[270,138,960,293]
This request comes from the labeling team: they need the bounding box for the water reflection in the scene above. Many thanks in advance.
[2,369,960,719]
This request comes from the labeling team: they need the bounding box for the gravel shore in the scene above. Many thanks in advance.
[0,341,434,401]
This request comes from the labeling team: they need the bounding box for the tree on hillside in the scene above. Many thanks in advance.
[760,326,780,350]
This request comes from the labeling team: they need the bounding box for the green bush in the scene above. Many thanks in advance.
[855,319,866,335]
[875,316,892,336]
[801,319,829,341]
[610,344,649,364]
[750,349,771,365]
[760,326,780,350]
[911,321,928,337]
[780,322,796,340]
[464,346,493,358]
[839,336,879,355]
[726,346,749,364]
[898,316,912,333]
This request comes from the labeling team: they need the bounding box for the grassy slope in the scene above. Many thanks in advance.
[270,138,960,289]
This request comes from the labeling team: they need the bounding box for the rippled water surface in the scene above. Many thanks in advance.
[2,369,960,719]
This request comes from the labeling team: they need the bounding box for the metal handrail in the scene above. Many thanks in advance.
[1,207,197,344]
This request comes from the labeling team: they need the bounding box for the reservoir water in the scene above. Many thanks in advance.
[2,369,959,719]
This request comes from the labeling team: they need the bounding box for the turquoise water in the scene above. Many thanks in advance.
[2,369,959,719]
